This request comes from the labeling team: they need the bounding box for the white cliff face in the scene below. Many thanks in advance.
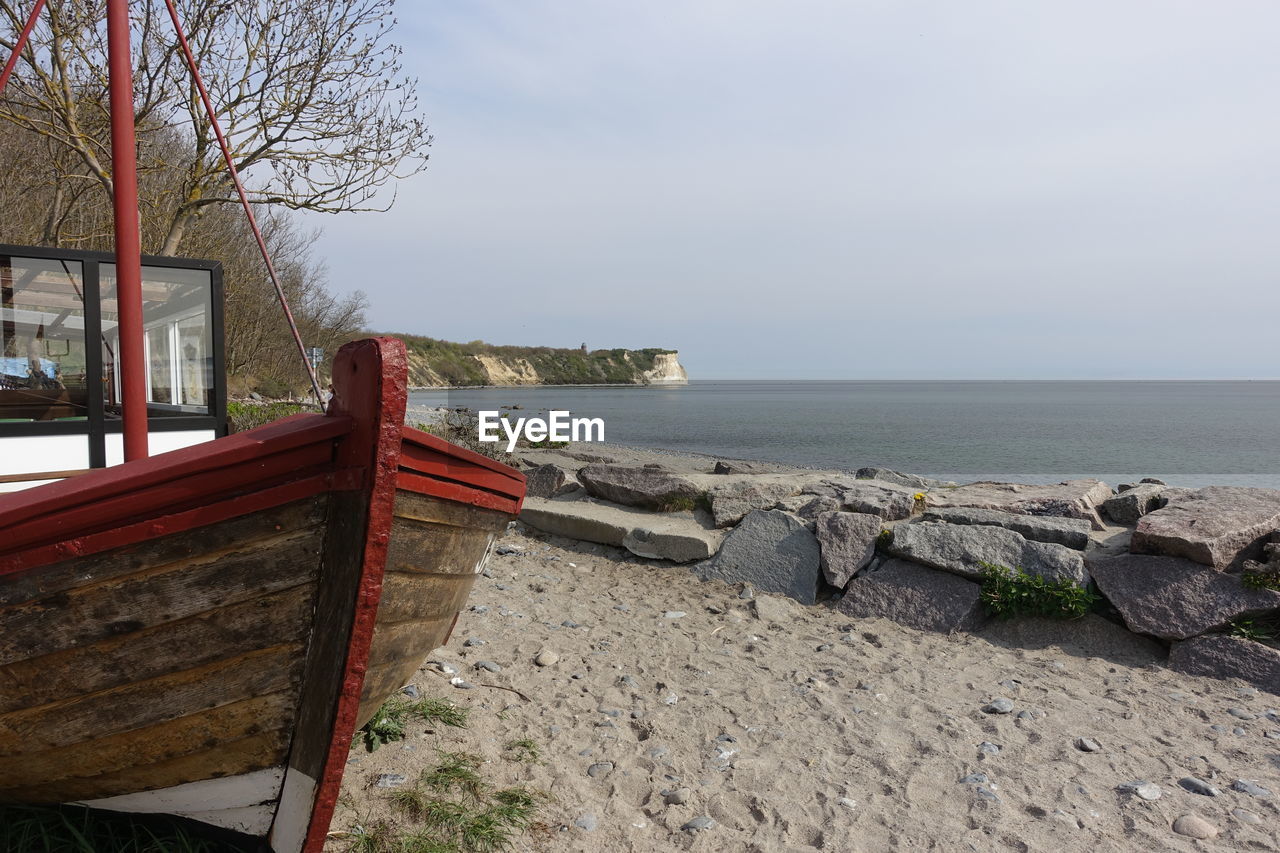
[643,352,689,385]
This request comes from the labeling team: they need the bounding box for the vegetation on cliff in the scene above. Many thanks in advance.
[389,333,679,387]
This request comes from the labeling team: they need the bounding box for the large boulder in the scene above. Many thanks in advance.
[1131,486,1280,570]
[886,521,1087,584]
[922,507,1091,551]
[577,463,701,510]
[837,559,985,633]
[1102,483,1168,525]
[925,479,1112,530]
[519,498,722,562]
[694,510,822,604]
[706,480,798,527]
[835,482,918,521]
[1088,553,1280,641]
[1168,635,1280,695]
[524,463,570,499]
[815,511,882,589]
[713,459,782,475]
[855,467,956,490]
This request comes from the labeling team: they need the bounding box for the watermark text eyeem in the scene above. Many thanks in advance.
[477,410,604,451]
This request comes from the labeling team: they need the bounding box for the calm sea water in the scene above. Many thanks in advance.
[409,381,1280,489]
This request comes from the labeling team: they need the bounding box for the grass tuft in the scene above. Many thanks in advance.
[0,804,245,852]
[359,696,471,751]
[979,562,1098,620]
[502,738,541,764]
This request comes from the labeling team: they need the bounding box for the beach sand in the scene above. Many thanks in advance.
[327,522,1280,852]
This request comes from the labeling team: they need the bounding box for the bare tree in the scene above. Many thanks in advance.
[0,0,430,255]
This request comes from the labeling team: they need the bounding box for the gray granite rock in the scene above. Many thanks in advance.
[1168,634,1280,695]
[524,463,568,499]
[855,467,956,490]
[836,482,918,521]
[713,459,781,475]
[925,479,1111,530]
[1133,486,1280,569]
[707,479,799,527]
[887,521,1087,584]
[923,506,1091,550]
[577,463,701,510]
[695,510,823,604]
[815,511,882,589]
[520,497,723,562]
[1089,553,1280,640]
[836,558,986,633]
[1102,483,1167,525]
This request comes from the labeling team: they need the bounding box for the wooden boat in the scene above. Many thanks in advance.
[0,336,526,850]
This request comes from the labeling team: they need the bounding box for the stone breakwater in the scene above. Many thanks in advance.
[514,447,1280,696]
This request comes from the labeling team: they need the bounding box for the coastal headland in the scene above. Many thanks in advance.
[330,442,1280,851]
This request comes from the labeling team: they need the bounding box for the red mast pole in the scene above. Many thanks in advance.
[106,0,147,460]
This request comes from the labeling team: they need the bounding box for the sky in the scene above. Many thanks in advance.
[302,1,1280,379]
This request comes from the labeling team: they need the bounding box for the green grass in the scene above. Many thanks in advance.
[1229,619,1276,642]
[0,804,247,852]
[226,400,309,432]
[1242,569,1280,592]
[359,697,471,752]
[502,738,541,764]
[979,562,1099,619]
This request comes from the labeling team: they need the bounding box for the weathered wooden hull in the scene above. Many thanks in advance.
[0,338,525,851]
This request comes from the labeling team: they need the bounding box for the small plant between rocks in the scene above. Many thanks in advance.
[978,562,1099,619]
[0,804,247,852]
[360,697,470,752]
[1242,568,1280,592]
[1228,619,1276,642]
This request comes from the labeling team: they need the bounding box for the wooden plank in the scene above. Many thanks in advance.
[375,570,476,625]
[398,443,526,498]
[0,691,296,790]
[0,469,88,485]
[392,489,510,532]
[0,496,327,607]
[2,731,289,804]
[0,642,305,753]
[383,515,494,577]
[0,525,324,666]
[0,584,314,714]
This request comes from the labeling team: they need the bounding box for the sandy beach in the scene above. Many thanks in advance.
[327,513,1280,851]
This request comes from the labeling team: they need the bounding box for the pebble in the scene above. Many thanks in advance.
[1232,808,1263,826]
[428,661,458,675]
[494,543,523,555]
[1172,814,1218,840]
[534,650,559,666]
[1233,726,1247,736]
[1074,737,1102,753]
[663,693,679,706]
[979,742,1001,754]
[837,797,856,809]
[573,813,598,832]
[1177,777,1220,797]
[470,605,490,614]
[1210,724,1228,734]
[561,619,581,628]
[620,675,640,689]
[374,774,406,788]
[475,660,502,673]
[816,643,833,652]
[613,603,630,612]
[1232,779,1271,797]
[571,672,586,680]
[448,677,475,689]
[976,787,1001,803]
[400,684,421,699]
[960,773,990,785]
[1266,731,1280,740]
[494,584,510,590]
[1016,710,1034,721]
[663,611,686,619]
[681,816,716,832]
[599,708,623,718]
[998,679,1022,692]
[648,746,669,759]
[463,637,485,647]
[663,787,692,805]
[1228,707,1256,720]
[587,761,614,778]
[1119,781,1162,801]
[983,698,1014,714]
[738,586,754,600]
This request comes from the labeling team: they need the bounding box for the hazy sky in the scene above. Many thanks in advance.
[303,1,1280,379]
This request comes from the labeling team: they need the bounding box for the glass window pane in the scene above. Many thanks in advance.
[101,264,212,416]
[0,256,88,421]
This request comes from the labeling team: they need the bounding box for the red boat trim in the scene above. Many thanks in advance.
[0,471,356,578]
[395,469,522,515]
[302,338,408,852]
[398,442,525,499]
[402,425,529,482]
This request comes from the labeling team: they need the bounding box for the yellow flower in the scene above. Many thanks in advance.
[913,492,926,502]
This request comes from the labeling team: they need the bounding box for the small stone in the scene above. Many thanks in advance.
[1233,726,1247,736]
[620,675,640,689]
[648,746,669,759]
[1232,779,1271,797]
[561,619,581,628]
[475,660,502,673]
[449,677,476,689]
[428,661,458,675]
[998,679,1022,692]
[1016,710,1034,721]
[613,603,630,612]
[599,708,623,718]
[1074,737,1102,752]
[816,643,833,652]
[1119,781,1162,801]
[1178,777,1220,797]
[470,604,490,614]
[983,698,1014,714]
[738,585,754,600]
[494,584,510,590]
[375,773,406,788]
[976,786,1000,802]
[959,773,990,784]
[400,684,421,699]
[837,797,857,809]
[495,543,524,556]
[1210,724,1229,733]
[587,762,614,779]
[663,611,687,619]
[571,672,585,679]
[979,742,1001,754]
[663,693,679,706]
[1232,808,1263,826]
[534,650,559,666]
[681,816,716,832]
[1228,707,1256,720]
[463,637,485,647]
[663,787,692,805]
[573,813,598,832]
[1172,814,1218,840]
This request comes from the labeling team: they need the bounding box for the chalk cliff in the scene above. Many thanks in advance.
[388,333,689,387]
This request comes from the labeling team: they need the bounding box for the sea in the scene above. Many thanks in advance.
[408,380,1280,490]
